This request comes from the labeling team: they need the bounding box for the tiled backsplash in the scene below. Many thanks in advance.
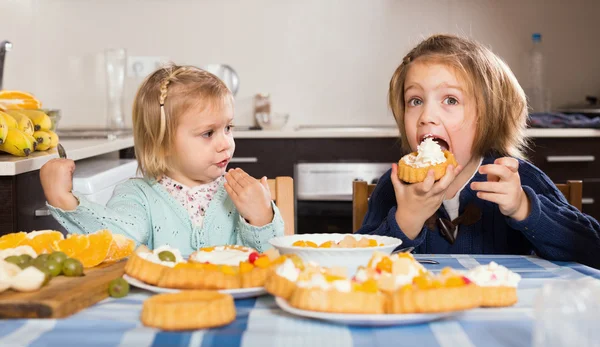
[1,0,599,129]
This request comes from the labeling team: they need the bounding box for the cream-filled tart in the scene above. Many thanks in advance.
[189,245,256,266]
[387,268,481,314]
[398,137,457,183]
[289,270,386,314]
[354,251,428,293]
[464,261,521,307]
[264,256,305,299]
[124,245,185,285]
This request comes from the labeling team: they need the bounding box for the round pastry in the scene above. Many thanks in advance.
[124,245,185,286]
[398,137,457,183]
[157,262,241,290]
[141,291,236,330]
[264,256,304,299]
[463,261,521,307]
[289,272,386,314]
[354,251,428,293]
[386,269,481,314]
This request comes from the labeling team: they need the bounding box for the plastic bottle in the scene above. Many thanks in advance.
[525,33,550,113]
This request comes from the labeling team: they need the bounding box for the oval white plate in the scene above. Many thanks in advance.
[275,297,460,326]
[123,274,267,299]
[268,234,402,275]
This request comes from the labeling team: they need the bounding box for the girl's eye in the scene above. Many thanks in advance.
[443,97,459,105]
[407,98,422,107]
[225,125,234,133]
[201,131,213,138]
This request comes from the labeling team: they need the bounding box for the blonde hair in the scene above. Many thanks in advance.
[132,63,233,179]
[389,34,529,159]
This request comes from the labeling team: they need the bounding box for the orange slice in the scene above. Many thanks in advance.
[25,230,64,254]
[0,232,28,250]
[52,234,91,258]
[0,90,42,110]
[105,233,135,262]
[77,229,113,268]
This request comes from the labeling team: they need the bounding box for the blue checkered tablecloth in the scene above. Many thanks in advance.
[1,254,599,347]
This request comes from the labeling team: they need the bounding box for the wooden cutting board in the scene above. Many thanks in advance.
[0,259,127,319]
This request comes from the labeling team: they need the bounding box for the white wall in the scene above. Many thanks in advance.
[1,0,599,129]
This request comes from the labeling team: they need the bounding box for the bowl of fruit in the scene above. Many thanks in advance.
[268,233,402,275]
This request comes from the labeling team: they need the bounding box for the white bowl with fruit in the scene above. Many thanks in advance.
[268,234,402,275]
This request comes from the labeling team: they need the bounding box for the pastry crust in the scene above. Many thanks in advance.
[397,150,458,183]
[289,287,386,314]
[264,273,297,300]
[479,286,518,307]
[141,291,236,330]
[240,266,272,288]
[157,264,241,290]
[124,247,168,286]
[387,284,481,314]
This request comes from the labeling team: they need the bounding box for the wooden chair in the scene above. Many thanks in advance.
[267,177,295,235]
[352,179,583,233]
[555,180,583,212]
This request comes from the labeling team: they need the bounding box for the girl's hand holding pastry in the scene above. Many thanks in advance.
[224,168,274,227]
[470,157,530,221]
[391,162,461,240]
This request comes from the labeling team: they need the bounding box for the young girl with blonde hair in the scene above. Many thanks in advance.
[40,64,284,254]
[357,34,600,268]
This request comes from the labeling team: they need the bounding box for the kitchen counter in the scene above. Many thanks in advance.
[1,127,600,176]
[0,137,134,176]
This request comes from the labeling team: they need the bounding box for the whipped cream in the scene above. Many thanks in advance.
[138,245,185,267]
[190,246,254,266]
[297,273,351,292]
[276,258,300,282]
[402,137,447,168]
[465,261,521,287]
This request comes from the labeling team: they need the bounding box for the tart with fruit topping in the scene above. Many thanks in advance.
[124,245,185,286]
[157,261,241,290]
[288,269,386,314]
[292,235,383,248]
[353,251,428,293]
[387,268,481,314]
[141,290,236,330]
[264,254,306,299]
[238,248,284,288]
[464,261,521,307]
[398,136,457,183]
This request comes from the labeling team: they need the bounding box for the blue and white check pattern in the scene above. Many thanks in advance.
[1,255,598,347]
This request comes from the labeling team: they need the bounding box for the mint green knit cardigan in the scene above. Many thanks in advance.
[47,178,285,255]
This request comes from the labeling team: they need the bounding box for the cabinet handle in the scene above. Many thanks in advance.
[35,208,51,217]
[230,157,258,163]
[582,198,595,205]
[546,155,595,163]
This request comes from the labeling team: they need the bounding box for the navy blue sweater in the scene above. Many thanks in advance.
[356,155,600,269]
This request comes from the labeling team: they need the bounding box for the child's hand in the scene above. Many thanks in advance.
[39,158,79,211]
[224,168,274,227]
[470,157,530,221]
[391,163,461,239]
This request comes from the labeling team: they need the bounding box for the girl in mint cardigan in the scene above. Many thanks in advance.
[39,64,284,255]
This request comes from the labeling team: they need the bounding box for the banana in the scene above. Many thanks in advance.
[24,132,38,151]
[0,115,7,145]
[15,109,51,131]
[33,130,52,151]
[5,110,35,135]
[46,129,59,148]
[0,128,35,156]
[0,111,18,129]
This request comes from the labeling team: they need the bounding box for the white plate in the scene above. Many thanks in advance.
[275,297,460,326]
[123,274,267,299]
[268,233,402,275]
